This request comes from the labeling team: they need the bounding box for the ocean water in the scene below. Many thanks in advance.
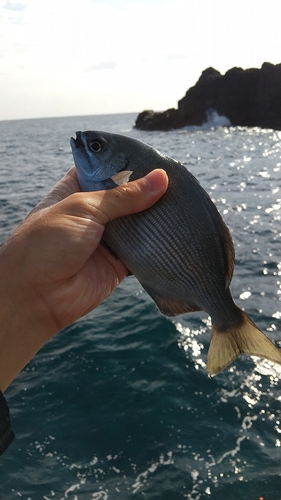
[0,113,280,500]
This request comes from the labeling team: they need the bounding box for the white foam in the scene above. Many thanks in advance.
[65,483,80,497]
[132,451,174,494]
[203,109,231,128]
[180,108,231,131]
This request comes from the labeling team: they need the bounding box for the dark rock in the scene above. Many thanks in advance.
[197,67,221,85]
[135,63,281,131]
[134,108,187,131]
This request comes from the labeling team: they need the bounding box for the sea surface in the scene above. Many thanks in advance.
[0,113,280,500]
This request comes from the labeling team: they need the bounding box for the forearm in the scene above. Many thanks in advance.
[0,245,54,392]
[0,304,45,392]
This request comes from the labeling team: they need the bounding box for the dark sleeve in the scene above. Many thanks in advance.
[0,390,15,456]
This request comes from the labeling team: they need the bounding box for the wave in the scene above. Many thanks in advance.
[203,108,231,128]
[180,108,231,132]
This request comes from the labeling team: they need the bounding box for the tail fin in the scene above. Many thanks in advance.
[207,310,281,375]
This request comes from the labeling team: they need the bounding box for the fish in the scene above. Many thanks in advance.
[70,130,281,375]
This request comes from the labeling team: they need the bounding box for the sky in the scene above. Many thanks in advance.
[1,0,281,121]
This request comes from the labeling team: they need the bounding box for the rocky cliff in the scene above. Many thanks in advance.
[135,63,281,131]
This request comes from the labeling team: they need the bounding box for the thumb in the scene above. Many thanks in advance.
[83,169,169,225]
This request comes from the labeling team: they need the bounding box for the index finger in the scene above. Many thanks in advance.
[29,167,80,216]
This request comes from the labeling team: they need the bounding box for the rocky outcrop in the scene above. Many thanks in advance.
[135,63,281,131]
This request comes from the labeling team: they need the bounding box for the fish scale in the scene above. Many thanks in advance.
[70,130,281,375]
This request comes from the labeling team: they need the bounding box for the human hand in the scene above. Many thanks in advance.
[0,167,168,390]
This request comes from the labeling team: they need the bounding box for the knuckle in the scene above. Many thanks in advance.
[117,181,141,199]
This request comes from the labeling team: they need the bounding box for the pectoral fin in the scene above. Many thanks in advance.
[111,170,133,186]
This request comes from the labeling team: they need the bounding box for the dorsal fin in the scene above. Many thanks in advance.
[221,219,235,288]
[208,204,235,289]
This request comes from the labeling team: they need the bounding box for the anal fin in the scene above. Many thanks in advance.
[144,288,201,317]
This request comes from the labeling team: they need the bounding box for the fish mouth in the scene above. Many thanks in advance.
[70,131,83,149]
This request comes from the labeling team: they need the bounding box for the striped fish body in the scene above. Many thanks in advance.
[103,160,235,323]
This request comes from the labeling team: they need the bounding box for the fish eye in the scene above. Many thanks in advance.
[89,139,104,153]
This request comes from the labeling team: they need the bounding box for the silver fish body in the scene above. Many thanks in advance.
[70,130,281,375]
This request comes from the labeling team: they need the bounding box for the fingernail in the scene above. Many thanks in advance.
[144,169,168,192]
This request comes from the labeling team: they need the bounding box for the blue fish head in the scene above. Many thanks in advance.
[70,131,129,191]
